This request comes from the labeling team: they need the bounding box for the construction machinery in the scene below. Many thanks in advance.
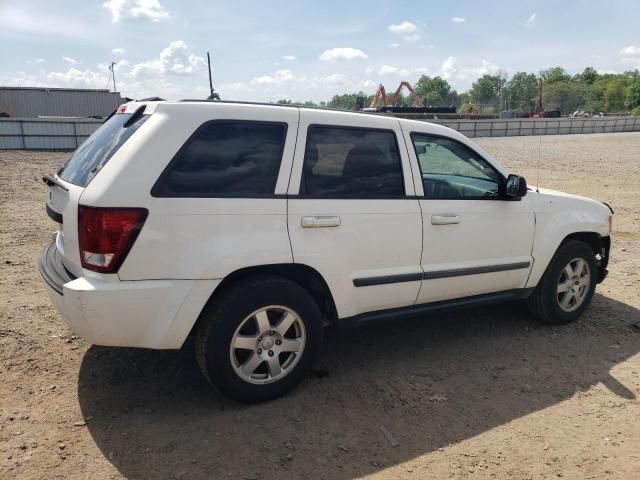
[367,81,456,114]
[531,77,560,118]
[532,77,544,117]
[369,81,423,108]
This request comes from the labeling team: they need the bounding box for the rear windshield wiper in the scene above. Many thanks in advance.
[42,174,69,191]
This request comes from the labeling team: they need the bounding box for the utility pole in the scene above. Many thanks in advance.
[109,62,117,93]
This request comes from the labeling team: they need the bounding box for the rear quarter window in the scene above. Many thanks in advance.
[57,111,149,187]
[152,121,287,197]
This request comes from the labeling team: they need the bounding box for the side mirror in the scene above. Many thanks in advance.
[504,174,528,198]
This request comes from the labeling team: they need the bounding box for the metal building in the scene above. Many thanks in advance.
[0,86,123,118]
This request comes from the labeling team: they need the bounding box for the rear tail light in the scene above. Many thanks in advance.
[78,206,148,273]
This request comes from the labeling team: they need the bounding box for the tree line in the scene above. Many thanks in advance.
[276,67,640,116]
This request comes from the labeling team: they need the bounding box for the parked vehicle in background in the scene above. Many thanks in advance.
[39,101,612,402]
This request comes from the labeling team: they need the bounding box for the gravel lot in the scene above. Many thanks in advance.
[1,132,639,480]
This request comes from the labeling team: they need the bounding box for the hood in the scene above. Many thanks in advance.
[531,187,612,216]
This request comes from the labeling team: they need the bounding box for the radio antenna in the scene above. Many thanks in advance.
[536,135,541,193]
[206,52,220,100]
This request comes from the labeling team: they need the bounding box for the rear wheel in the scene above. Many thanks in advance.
[527,240,597,325]
[195,275,322,402]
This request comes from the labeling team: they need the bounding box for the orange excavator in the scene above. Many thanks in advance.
[369,81,424,108]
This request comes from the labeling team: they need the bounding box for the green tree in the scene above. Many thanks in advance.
[603,77,626,112]
[414,75,453,105]
[540,67,572,84]
[624,80,640,110]
[506,72,537,112]
[327,93,363,110]
[544,81,583,113]
[574,67,599,84]
[469,74,507,112]
[456,91,471,111]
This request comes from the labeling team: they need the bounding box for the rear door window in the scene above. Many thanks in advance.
[300,126,404,197]
[57,111,149,187]
[152,121,287,197]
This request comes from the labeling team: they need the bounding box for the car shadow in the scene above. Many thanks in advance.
[77,293,640,479]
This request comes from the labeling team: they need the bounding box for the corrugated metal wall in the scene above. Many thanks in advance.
[0,88,122,118]
[0,118,102,150]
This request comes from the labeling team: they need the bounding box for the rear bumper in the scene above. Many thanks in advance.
[38,240,76,295]
[38,241,220,349]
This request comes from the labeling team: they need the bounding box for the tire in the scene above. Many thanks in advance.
[195,275,323,403]
[527,240,597,325]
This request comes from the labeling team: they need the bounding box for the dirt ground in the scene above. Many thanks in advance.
[1,132,639,480]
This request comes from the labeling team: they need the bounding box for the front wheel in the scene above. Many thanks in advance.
[195,275,323,403]
[527,240,598,325]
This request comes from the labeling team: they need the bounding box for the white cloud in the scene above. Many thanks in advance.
[526,13,537,26]
[439,56,502,81]
[103,0,169,23]
[440,56,458,79]
[389,43,400,48]
[452,17,467,23]
[130,40,205,77]
[378,65,411,76]
[220,69,377,102]
[46,68,104,88]
[376,65,430,76]
[403,34,421,42]
[112,48,126,56]
[319,47,368,61]
[7,41,206,99]
[0,71,42,88]
[63,57,79,65]
[365,65,375,74]
[620,45,640,56]
[282,55,297,61]
[388,21,418,35]
[253,69,295,85]
[27,58,45,65]
[619,45,640,69]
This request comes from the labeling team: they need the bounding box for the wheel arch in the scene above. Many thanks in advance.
[562,231,606,256]
[528,230,610,288]
[186,263,338,344]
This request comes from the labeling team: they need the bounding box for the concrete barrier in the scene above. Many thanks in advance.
[433,116,640,138]
[1,115,639,151]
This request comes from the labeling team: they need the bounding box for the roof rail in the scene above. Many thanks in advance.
[175,99,392,116]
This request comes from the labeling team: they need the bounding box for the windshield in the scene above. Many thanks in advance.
[57,112,148,187]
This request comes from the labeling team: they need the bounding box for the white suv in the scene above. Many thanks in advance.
[39,101,612,402]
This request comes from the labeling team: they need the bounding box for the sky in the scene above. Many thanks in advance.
[1,0,639,102]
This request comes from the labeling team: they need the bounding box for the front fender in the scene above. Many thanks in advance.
[527,192,610,288]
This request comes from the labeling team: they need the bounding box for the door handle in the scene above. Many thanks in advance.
[431,214,460,225]
[301,216,341,228]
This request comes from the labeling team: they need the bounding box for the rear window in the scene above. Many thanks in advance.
[57,111,149,187]
[152,121,287,197]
